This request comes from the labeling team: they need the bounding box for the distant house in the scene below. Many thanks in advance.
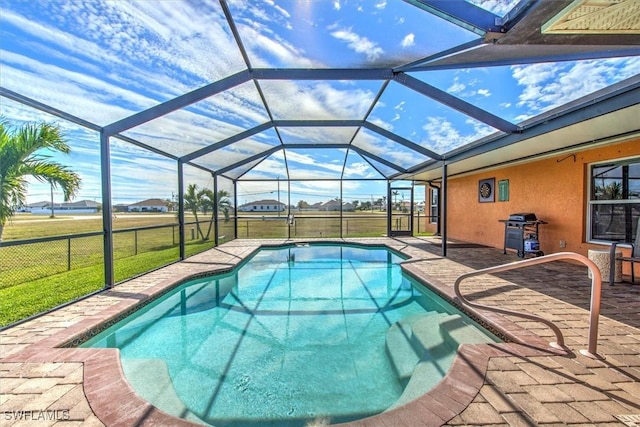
[25,200,100,215]
[127,198,170,213]
[238,199,286,212]
[18,201,49,212]
[320,200,355,212]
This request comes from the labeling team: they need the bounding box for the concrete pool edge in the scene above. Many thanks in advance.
[0,238,570,426]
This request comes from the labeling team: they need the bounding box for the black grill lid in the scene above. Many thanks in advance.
[509,213,537,222]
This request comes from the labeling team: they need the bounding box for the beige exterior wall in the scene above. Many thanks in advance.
[425,138,640,262]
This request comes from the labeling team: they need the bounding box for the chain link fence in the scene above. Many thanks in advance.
[0,214,434,292]
[1,222,218,298]
[0,232,104,289]
[0,214,434,327]
[235,213,432,239]
[0,220,225,327]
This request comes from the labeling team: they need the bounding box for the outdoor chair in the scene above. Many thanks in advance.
[609,216,640,285]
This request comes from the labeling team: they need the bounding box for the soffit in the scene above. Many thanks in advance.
[542,0,640,34]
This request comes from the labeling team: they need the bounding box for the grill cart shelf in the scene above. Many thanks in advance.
[499,213,547,258]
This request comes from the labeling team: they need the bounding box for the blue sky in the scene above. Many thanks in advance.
[1,0,638,206]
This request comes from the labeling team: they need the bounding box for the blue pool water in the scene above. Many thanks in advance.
[83,244,498,426]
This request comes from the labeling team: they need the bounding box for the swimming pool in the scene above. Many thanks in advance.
[83,243,498,426]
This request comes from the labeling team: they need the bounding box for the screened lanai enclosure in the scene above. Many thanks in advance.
[1,0,639,324]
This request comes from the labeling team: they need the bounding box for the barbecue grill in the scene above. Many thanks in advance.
[499,213,547,258]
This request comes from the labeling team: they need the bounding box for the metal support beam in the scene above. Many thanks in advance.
[178,160,185,260]
[273,119,363,127]
[251,68,394,80]
[340,179,344,238]
[394,39,484,72]
[410,182,415,236]
[394,73,519,133]
[282,143,350,149]
[215,145,282,175]
[363,121,442,160]
[100,131,114,287]
[386,182,392,237]
[181,122,273,163]
[402,0,499,34]
[104,70,251,135]
[1,87,103,131]
[350,145,407,173]
[112,134,179,160]
[214,174,219,247]
[406,46,640,72]
[287,179,292,239]
[498,0,539,30]
[441,161,447,257]
[233,180,239,240]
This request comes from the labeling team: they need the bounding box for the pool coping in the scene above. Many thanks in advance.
[1,239,569,427]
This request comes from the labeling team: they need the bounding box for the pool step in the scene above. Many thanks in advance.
[411,313,495,358]
[385,312,438,386]
[386,313,496,409]
[122,359,207,425]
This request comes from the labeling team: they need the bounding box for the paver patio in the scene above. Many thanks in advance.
[1,237,639,426]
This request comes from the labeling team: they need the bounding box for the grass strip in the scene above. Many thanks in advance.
[0,241,213,327]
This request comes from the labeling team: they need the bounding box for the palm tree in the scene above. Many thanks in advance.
[0,119,81,240]
[184,183,205,240]
[201,188,232,240]
[184,184,232,241]
[217,190,232,222]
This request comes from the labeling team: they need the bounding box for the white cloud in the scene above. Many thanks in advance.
[467,0,514,16]
[352,132,418,169]
[330,28,384,62]
[375,1,388,10]
[368,117,394,132]
[477,88,491,97]
[421,117,493,153]
[238,23,317,68]
[260,81,376,121]
[401,33,415,48]
[343,161,378,179]
[333,1,341,11]
[0,52,142,125]
[511,57,640,117]
[0,2,260,127]
[273,4,291,18]
[285,150,345,175]
[448,78,466,94]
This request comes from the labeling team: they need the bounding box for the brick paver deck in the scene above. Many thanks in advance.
[1,237,639,426]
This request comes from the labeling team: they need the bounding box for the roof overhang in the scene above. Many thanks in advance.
[403,78,640,181]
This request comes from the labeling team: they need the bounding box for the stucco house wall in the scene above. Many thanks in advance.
[425,138,639,263]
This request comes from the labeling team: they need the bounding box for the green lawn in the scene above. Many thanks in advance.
[0,239,214,327]
[0,211,432,327]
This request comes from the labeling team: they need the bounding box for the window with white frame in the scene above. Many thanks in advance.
[430,188,438,224]
[589,157,640,242]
